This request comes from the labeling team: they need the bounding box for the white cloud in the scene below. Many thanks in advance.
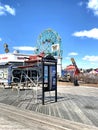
[5,5,15,15]
[73,28,98,39]
[0,3,15,16]
[13,46,37,51]
[83,55,98,62]
[87,0,98,16]
[0,38,2,42]
[0,5,5,15]
[68,52,78,56]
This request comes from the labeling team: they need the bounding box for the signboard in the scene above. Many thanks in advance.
[43,65,56,91]
[0,53,30,63]
[49,66,56,90]
[44,66,48,83]
[42,54,57,105]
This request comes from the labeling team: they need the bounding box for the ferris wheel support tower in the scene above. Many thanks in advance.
[35,28,63,77]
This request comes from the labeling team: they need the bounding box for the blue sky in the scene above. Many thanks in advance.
[0,0,98,69]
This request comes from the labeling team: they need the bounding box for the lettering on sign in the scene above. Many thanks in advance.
[0,57,8,60]
[17,57,25,60]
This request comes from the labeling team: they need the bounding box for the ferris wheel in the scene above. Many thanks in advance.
[35,28,62,57]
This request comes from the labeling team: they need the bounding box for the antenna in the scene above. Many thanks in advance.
[4,43,9,53]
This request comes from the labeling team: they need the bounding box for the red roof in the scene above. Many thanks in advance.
[65,65,75,70]
[25,52,45,63]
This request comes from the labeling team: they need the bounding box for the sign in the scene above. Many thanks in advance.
[51,44,59,51]
[0,53,30,63]
[44,66,48,83]
[49,66,56,90]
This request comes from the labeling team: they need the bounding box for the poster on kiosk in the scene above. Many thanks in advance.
[49,66,56,90]
[44,66,48,84]
[43,65,56,91]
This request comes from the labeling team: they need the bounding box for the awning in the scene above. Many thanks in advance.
[0,62,8,66]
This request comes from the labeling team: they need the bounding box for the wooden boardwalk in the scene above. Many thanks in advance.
[0,85,98,129]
